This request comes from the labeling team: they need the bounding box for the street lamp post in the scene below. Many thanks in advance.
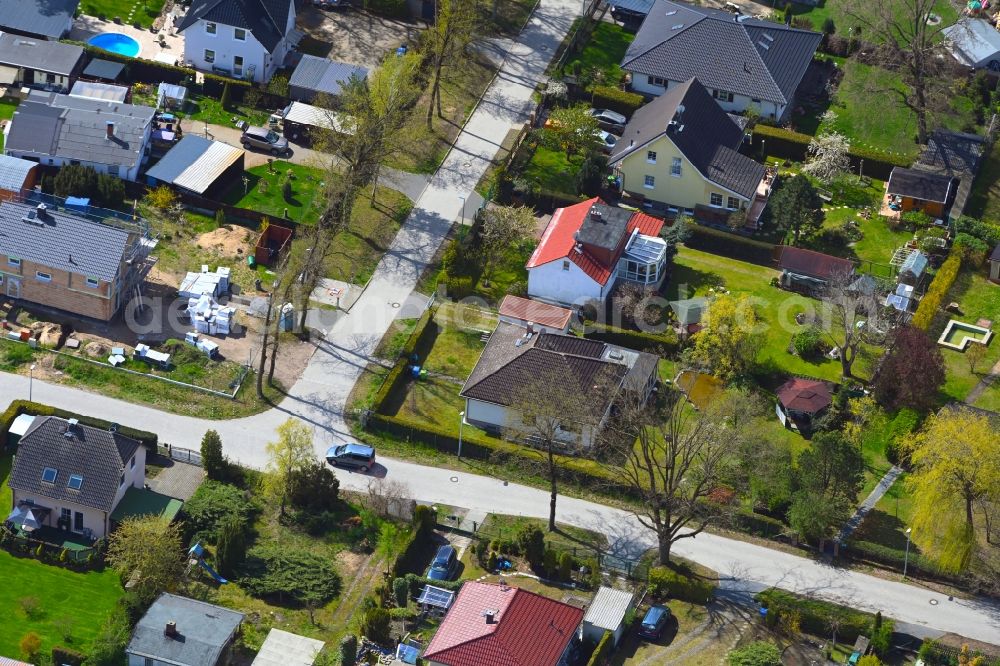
[903,527,912,579]
[458,411,465,458]
[458,196,467,227]
[29,363,36,401]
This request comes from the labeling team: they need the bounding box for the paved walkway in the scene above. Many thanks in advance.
[965,357,1000,405]
[838,465,903,543]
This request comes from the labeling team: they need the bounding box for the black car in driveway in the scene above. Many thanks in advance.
[425,545,458,581]
[638,604,672,640]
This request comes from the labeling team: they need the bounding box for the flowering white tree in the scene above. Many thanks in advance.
[803,131,851,184]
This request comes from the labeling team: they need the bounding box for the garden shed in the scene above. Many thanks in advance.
[145,134,245,197]
[886,167,954,217]
[5,413,35,448]
[157,82,188,109]
[251,629,324,666]
[289,55,368,103]
[581,586,634,647]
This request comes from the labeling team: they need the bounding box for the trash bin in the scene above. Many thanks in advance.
[248,255,256,268]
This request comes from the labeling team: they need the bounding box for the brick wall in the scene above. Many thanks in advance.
[1,256,119,321]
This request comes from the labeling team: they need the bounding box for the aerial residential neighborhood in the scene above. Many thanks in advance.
[0,0,998,663]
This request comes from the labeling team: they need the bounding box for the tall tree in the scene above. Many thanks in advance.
[105,516,184,605]
[215,515,247,579]
[821,270,892,378]
[787,431,864,542]
[769,174,824,245]
[841,0,947,144]
[608,389,751,565]
[265,419,316,516]
[479,205,535,284]
[691,293,763,382]
[540,105,601,156]
[873,326,945,411]
[907,410,1000,571]
[200,429,227,481]
[425,0,479,128]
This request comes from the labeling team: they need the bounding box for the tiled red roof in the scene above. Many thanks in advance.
[526,199,664,286]
[423,582,584,666]
[499,295,573,330]
[776,377,832,413]
[777,246,854,281]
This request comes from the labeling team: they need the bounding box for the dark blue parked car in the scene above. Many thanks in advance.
[425,545,458,581]
[638,604,671,640]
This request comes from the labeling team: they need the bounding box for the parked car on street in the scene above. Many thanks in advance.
[588,108,627,131]
[241,126,290,156]
[638,604,672,640]
[425,545,458,581]
[325,443,376,472]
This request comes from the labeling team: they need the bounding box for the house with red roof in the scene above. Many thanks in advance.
[498,295,573,334]
[776,377,833,433]
[526,198,666,307]
[423,581,584,666]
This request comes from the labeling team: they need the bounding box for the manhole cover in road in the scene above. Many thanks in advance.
[929,599,939,605]
[463,162,472,168]
[450,476,459,483]
[391,302,400,308]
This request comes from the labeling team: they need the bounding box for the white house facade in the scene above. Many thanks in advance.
[527,257,609,307]
[627,74,785,119]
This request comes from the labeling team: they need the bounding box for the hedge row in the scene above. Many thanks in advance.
[750,124,911,180]
[51,646,85,666]
[728,509,787,540]
[68,41,195,85]
[403,572,464,597]
[372,308,437,415]
[583,323,679,353]
[391,510,439,578]
[683,225,777,266]
[648,566,716,604]
[955,216,1000,246]
[591,86,644,117]
[0,400,158,450]
[587,630,614,666]
[755,588,878,643]
[911,252,962,330]
[845,539,958,583]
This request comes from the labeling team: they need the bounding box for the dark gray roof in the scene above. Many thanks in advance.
[916,130,986,176]
[178,0,292,52]
[0,200,132,281]
[461,322,656,413]
[8,416,140,512]
[289,55,368,99]
[0,0,79,39]
[610,78,765,198]
[576,203,631,251]
[622,0,821,105]
[887,167,953,203]
[82,58,126,81]
[0,155,37,192]
[128,593,243,666]
[0,33,83,75]
[6,91,155,169]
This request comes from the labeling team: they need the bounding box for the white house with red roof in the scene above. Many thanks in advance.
[526,198,666,306]
[423,581,584,666]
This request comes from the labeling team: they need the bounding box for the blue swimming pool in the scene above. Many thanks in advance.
[87,33,141,58]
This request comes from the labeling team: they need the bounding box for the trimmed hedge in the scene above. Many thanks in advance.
[51,646,85,666]
[587,630,614,666]
[755,588,877,643]
[729,510,787,539]
[403,573,464,597]
[845,539,958,583]
[683,225,777,266]
[392,512,438,578]
[373,309,437,415]
[750,124,910,180]
[648,565,716,603]
[591,86,644,116]
[911,252,961,330]
[204,73,253,101]
[584,323,679,353]
[1,399,158,450]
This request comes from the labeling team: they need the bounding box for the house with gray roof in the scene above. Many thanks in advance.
[608,77,773,227]
[7,416,146,540]
[0,33,84,92]
[127,593,244,666]
[460,321,657,449]
[622,0,821,121]
[0,0,79,40]
[0,199,152,320]
[4,90,155,180]
[289,55,368,102]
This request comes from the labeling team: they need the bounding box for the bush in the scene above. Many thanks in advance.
[955,215,1000,246]
[953,232,990,265]
[391,525,437,578]
[755,589,875,643]
[558,551,574,581]
[288,461,340,512]
[583,322,679,353]
[240,545,342,606]
[792,327,823,357]
[519,527,545,568]
[900,210,933,229]
[215,515,247,579]
[19,632,41,659]
[339,635,357,666]
[51,646,85,666]
[543,548,558,578]
[587,630,613,666]
[647,565,716,604]
[591,85,644,116]
[728,641,782,666]
[683,225,777,265]
[95,173,125,209]
[201,430,227,481]
[182,481,256,543]
[53,164,98,201]
[360,606,392,644]
[869,616,895,657]
[413,504,437,534]
[393,577,409,608]
[911,252,961,330]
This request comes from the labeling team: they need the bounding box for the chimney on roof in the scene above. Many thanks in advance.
[106,121,115,139]
[483,609,498,624]
[164,621,178,638]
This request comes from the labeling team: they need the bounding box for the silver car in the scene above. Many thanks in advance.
[241,126,290,156]
[596,130,619,153]
[589,108,627,131]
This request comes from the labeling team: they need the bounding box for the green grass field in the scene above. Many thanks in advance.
[0,97,18,152]
[778,0,958,36]
[80,0,165,27]
[523,145,582,195]
[966,141,1000,223]
[322,185,412,284]
[561,22,634,89]
[185,94,271,128]
[938,271,1000,407]
[222,161,326,224]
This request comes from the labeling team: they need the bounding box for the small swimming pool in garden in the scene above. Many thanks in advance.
[87,33,141,58]
[938,319,993,351]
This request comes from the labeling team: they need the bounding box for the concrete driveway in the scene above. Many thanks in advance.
[296,5,423,69]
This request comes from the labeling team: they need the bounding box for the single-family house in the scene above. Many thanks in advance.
[943,18,1000,71]
[609,77,772,226]
[581,586,634,647]
[911,129,986,222]
[288,55,368,103]
[526,198,666,306]
[0,155,38,200]
[145,135,245,198]
[251,629,324,666]
[0,0,79,40]
[621,0,821,121]
[6,416,146,540]
[990,243,1000,282]
[0,33,84,92]
[460,321,658,448]
[5,90,155,180]
[0,200,153,320]
[423,581,584,666]
[885,167,954,218]
[776,377,832,432]
[178,0,297,83]
[81,58,126,83]
[776,246,854,292]
[126,593,244,666]
[498,294,573,334]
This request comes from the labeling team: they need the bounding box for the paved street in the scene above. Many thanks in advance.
[3,0,1000,644]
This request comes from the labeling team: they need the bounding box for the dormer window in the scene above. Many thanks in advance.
[206,22,217,34]
[68,474,83,490]
[41,467,57,483]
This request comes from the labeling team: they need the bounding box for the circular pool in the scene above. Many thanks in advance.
[87,33,141,58]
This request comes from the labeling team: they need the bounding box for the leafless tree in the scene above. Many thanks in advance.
[424,0,479,128]
[821,269,893,379]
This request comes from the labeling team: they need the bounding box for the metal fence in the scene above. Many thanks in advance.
[166,445,203,466]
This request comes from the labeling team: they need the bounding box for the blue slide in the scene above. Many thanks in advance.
[188,543,228,584]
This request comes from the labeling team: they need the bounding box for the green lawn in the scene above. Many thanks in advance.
[485,0,538,34]
[0,97,17,152]
[222,161,326,224]
[477,514,607,557]
[523,145,582,195]
[185,94,271,128]
[80,0,165,27]
[938,271,1000,406]
[561,22,634,89]
[778,0,958,36]
[323,185,412,284]
[0,457,123,659]
[966,141,1000,223]
[423,329,490,379]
